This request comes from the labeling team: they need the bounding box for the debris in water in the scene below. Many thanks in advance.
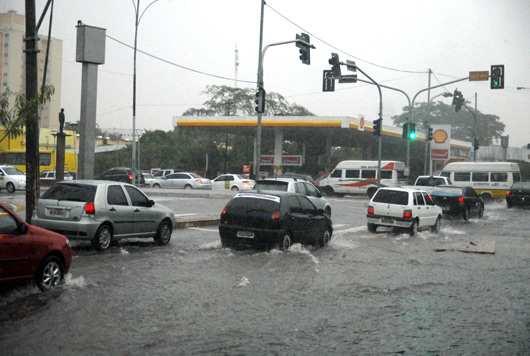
[236,276,250,288]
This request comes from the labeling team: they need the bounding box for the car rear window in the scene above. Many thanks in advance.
[372,189,409,205]
[42,183,96,202]
[229,196,280,215]
[431,187,463,197]
[416,177,446,186]
[254,181,289,192]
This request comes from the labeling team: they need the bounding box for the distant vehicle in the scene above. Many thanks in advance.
[254,177,331,217]
[98,167,145,185]
[414,175,451,186]
[431,186,484,220]
[506,181,530,208]
[40,170,74,181]
[440,161,520,200]
[0,165,26,193]
[219,192,333,250]
[152,169,179,178]
[318,160,408,197]
[367,187,442,235]
[279,172,317,185]
[142,172,156,187]
[0,202,72,291]
[212,174,255,192]
[32,181,176,250]
[151,172,212,190]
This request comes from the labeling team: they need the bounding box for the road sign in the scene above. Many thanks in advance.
[322,70,335,92]
[469,71,489,81]
[339,74,357,83]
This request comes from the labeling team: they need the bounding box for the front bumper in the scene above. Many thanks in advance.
[367,216,413,228]
[32,216,101,241]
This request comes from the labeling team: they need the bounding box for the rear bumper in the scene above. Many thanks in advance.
[32,217,101,241]
[219,225,285,249]
[367,216,413,228]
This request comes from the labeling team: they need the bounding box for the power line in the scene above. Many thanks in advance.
[106,34,256,85]
[265,2,428,75]
[431,71,452,93]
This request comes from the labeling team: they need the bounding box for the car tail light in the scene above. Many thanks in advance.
[220,207,228,218]
[403,209,413,221]
[84,202,96,215]
[271,210,281,222]
[128,172,134,183]
[506,191,512,197]
[457,196,465,204]
[367,206,375,217]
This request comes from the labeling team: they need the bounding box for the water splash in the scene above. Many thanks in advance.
[64,274,87,288]
[120,248,130,255]
[288,243,320,272]
[235,276,250,288]
[198,241,221,250]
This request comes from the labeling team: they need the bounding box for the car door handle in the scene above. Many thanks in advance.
[109,208,116,212]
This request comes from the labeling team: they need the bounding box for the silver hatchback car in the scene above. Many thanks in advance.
[33,180,176,250]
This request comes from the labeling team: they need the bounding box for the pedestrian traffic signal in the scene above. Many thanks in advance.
[490,64,504,89]
[427,127,433,140]
[296,33,311,65]
[328,53,341,78]
[408,123,416,141]
[452,89,465,112]
[255,87,265,113]
[372,118,382,136]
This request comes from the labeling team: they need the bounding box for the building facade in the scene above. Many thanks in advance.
[0,10,62,129]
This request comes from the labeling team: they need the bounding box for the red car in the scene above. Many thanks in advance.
[0,203,72,291]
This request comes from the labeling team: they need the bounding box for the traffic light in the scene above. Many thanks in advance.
[490,65,504,89]
[473,138,480,150]
[328,53,341,78]
[372,118,382,136]
[452,89,464,112]
[427,127,433,140]
[296,33,311,65]
[408,123,416,141]
[402,122,409,139]
[255,87,265,113]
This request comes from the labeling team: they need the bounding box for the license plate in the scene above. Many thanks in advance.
[46,207,69,218]
[236,231,254,239]
[382,217,393,223]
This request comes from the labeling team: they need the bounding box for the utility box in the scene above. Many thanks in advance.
[76,23,106,64]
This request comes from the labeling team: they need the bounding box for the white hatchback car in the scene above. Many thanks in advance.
[0,165,26,193]
[367,187,442,235]
[212,174,255,192]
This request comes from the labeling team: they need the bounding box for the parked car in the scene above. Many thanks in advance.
[151,172,212,190]
[32,181,176,250]
[142,172,156,187]
[98,167,145,185]
[152,169,179,178]
[430,186,484,220]
[40,170,74,181]
[367,187,442,235]
[219,192,333,250]
[212,174,255,192]
[254,178,331,217]
[0,165,26,193]
[0,202,72,291]
[506,181,530,208]
[279,172,317,186]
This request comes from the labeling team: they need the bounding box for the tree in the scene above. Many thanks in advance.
[392,101,505,145]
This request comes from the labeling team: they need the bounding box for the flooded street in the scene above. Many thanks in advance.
[1,200,530,355]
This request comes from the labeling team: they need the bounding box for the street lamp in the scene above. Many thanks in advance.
[130,0,164,181]
[516,86,529,90]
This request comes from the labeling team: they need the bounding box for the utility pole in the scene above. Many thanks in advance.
[424,68,432,175]
[253,0,265,178]
[25,0,40,223]
[131,0,140,182]
[473,92,478,161]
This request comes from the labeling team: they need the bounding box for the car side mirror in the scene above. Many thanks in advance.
[147,199,155,207]
[316,208,324,215]
[315,191,322,198]
[18,223,28,234]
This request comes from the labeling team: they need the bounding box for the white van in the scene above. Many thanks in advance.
[318,160,408,196]
[440,161,521,199]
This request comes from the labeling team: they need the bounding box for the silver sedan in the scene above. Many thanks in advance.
[151,172,212,190]
[32,180,176,250]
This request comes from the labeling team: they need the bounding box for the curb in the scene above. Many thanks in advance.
[175,217,220,229]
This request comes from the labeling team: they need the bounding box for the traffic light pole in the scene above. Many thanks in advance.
[463,92,479,161]
[355,67,383,182]
[253,0,265,178]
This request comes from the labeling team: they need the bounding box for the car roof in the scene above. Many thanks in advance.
[378,187,425,193]
[235,191,303,199]
[54,179,132,186]
[261,177,307,183]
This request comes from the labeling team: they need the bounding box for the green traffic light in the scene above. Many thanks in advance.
[408,131,416,140]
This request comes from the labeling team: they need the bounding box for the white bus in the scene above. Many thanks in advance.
[318,160,408,196]
[440,161,521,199]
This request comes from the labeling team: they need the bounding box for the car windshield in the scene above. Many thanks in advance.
[3,167,24,175]
[416,177,446,186]
[41,183,96,202]
[190,173,200,178]
[372,189,409,205]
[254,180,289,192]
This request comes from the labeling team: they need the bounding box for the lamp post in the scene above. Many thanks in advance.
[516,86,530,90]
[130,0,164,181]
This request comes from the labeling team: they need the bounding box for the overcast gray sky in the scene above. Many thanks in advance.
[2,0,529,145]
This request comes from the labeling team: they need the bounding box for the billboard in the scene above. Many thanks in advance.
[430,125,451,160]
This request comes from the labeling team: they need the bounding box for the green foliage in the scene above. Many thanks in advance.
[392,101,504,145]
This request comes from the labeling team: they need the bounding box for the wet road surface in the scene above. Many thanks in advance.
[1,197,530,355]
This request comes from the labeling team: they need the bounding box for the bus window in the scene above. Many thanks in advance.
[380,171,392,179]
[472,172,489,182]
[440,171,450,179]
[513,172,521,182]
[490,172,507,182]
[345,169,359,178]
[397,170,406,179]
[361,170,376,179]
[330,170,342,178]
[454,172,470,182]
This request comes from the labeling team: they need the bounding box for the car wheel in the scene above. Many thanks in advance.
[367,223,377,233]
[6,182,15,194]
[280,233,292,251]
[431,216,441,233]
[478,204,484,218]
[231,186,239,193]
[153,183,161,188]
[36,256,64,291]
[409,220,418,236]
[92,224,112,251]
[462,207,470,221]
[184,184,192,190]
[154,219,172,245]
